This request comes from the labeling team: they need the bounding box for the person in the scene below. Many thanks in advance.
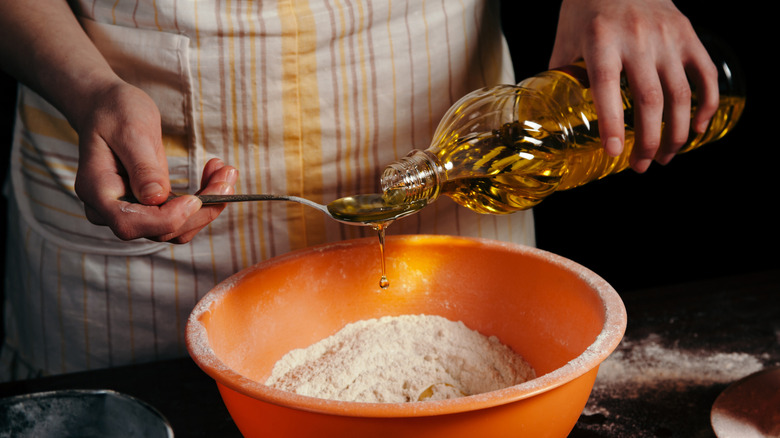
[0,0,719,380]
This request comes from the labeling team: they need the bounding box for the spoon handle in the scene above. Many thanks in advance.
[120,193,329,213]
[197,194,293,204]
[196,194,329,213]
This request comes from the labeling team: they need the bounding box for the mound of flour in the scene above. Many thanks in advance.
[264,314,535,403]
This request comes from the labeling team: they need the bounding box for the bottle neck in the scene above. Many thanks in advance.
[380,150,443,204]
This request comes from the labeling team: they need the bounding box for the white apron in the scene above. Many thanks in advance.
[2,0,534,380]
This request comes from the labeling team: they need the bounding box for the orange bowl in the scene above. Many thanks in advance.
[186,235,626,438]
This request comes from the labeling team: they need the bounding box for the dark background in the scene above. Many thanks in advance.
[501,1,778,293]
[1,71,11,296]
[0,1,776,296]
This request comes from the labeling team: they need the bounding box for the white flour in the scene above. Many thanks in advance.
[265,314,535,403]
[589,333,766,400]
[573,333,772,437]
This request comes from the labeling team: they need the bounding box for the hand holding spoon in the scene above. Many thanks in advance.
[121,191,426,226]
[121,190,424,288]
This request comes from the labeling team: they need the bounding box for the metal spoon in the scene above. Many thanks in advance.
[121,193,426,226]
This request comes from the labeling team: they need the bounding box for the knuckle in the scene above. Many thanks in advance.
[636,144,659,159]
[635,87,664,108]
[671,129,690,147]
[202,205,223,224]
[701,61,720,85]
[584,16,612,43]
[665,133,688,151]
[698,98,720,117]
[129,162,160,182]
[590,65,621,86]
[668,83,692,104]
[83,207,105,226]
[74,174,92,201]
[635,134,660,158]
[621,11,646,34]
[109,220,141,241]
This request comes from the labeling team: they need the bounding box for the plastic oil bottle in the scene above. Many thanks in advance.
[380,40,745,214]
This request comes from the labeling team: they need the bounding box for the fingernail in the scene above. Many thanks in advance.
[140,182,164,201]
[634,158,652,173]
[696,119,711,133]
[226,168,238,183]
[185,195,202,212]
[605,137,623,156]
[220,182,234,195]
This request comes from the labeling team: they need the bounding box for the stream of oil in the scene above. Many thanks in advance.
[327,191,427,290]
[373,223,391,289]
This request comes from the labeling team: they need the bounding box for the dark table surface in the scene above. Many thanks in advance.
[2,269,778,437]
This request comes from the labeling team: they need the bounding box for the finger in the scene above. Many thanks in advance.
[585,53,626,158]
[623,61,664,173]
[103,89,171,205]
[198,157,238,193]
[76,134,135,218]
[548,27,579,69]
[85,188,203,241]
[161,201,224,244]
[686,50,720,134]
[154,163,238,243]
[112,131,170,205]
[107,195,202,241]
[655,60,692,165]
[76,133,191,240]
[84,203,107,226]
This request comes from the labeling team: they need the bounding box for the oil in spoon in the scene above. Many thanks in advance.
[124,190,422,288]
[325,190,426,224]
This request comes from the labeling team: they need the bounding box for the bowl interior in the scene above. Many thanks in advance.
[188,235,624,415]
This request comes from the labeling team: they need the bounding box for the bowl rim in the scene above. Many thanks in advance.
[0,389,174,437]
[186,235,627,418]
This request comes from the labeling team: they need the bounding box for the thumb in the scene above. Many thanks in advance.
[121,135,171,205]
[74,82,172,207]
[105,89,172,205]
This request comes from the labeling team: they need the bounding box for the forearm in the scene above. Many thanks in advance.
[0,0,121,129]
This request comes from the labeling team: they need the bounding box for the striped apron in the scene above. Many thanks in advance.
[1,0,534,380]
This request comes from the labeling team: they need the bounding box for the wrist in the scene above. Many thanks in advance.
[61,73,126,133]
[0,0,122,129]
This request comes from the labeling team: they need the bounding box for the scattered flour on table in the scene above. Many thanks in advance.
[583,333,767,415]
[264,314,535,403]
[593,334,766,394]
[576,333,771,437]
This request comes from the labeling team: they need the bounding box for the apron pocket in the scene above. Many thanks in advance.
[8,19,197,256]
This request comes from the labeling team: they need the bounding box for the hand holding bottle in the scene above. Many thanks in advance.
[549,0,721,172]
[380,17,743,215]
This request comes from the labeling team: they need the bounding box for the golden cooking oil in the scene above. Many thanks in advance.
[326,191,427,224]
[381,55,745,214]
[373,222,391,289]
[326,191,427,289]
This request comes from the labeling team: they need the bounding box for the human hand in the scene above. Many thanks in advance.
[1,0,237,243]
[549,0,720,172]
[73,81,238,243]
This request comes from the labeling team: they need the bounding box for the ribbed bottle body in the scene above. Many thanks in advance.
[381,56,744,214]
